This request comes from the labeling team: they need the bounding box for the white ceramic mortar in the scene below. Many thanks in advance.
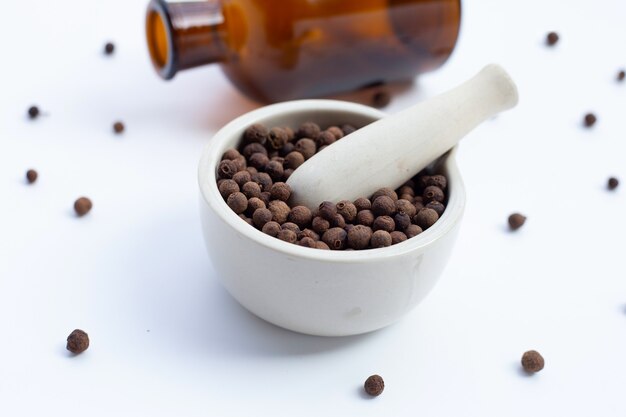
[198,99,465,336]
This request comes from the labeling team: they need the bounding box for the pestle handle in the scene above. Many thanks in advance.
[287,64,519,209]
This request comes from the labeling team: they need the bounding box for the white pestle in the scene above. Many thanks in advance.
[287,64,519,209]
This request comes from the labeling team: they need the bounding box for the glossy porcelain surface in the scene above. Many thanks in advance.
[198,100,466,336]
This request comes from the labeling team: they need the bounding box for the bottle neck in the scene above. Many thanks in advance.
[146,0,228,79]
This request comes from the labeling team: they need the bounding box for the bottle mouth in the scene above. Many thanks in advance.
[146,0,177,79]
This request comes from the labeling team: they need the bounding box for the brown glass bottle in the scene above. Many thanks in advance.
[146,0,461,103]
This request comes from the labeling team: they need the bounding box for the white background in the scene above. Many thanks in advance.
[1,0,626,416]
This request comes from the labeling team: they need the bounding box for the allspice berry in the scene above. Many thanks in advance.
[371,187,398,202]
[253,208,273,228]
[373,215,395,233]
[423,186,445,203]
[356,210,375,227]
[265,160,284,181]
[316,130,336,147]
[252,172,273,191]
[331,213,346,228]
[232,170,251,187]
[545,31,559,46]
[508,213,527,231]
[370,230,392,248]
[326,126,344,140]
[341,124,357,136]
[281,222,300,233]
[521,350,544,373]
[394,212,411,231]
[311,216,330,234]
[227,192,248,214]
[414,208,439,229]
[247,197,266,213]
[398,185,415,197]
[353,197,371,212]
[583,113,597,128]
[318,201,337,221]
[104,42,115,55]
[336,200,357,222]
[364,375,385,396]
[26,169,38,184]
[268,200,291,224]
[299,229,319,241]
[618,70,626,82]
[288,206,312,228]
[294,138,317,159]
[371,196,395,216]
[113,121,125,134]
[299,237,317,247]
[347,225,372,250]
[405,224,423,238]
[242,181,262,199]
[322,227,347,250]
[284,151,305,169]
[296,121,321,139]
[74,197,93,217]
[66,329,89,354]
[218,160,238,179]
[426,175,447,190]
[218,179,239,199]
[267,127,289,150]
[390,231,407,245]
[222,149,241,161]
[261,221,281,237]
[315,241,330,250]
[426,201,445,216]
[277,229,298,243]
[395,199,416,217]
[244,123,269,144]
[608,177,619,190]
[28,105,40,119]
[270,182,292,201]
[249,152,269,170]
[242,142,267,158]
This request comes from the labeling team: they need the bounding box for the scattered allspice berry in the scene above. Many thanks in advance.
[372,91,391,108]
[27,105,40,119]
[608,177,619,190]
[521,350,544,373]
[104,42,115,55]
[66,329,90,354]
[364,374,385,396]
[508,213,527,231]
[545,31,559,46]
[113,121,125,134]
[74,197,93,217]
[583,113,597,128]
[26,169,38,184]
[617,70,625,82]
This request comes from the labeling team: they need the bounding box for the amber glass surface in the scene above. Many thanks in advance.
[146,0,461,102]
